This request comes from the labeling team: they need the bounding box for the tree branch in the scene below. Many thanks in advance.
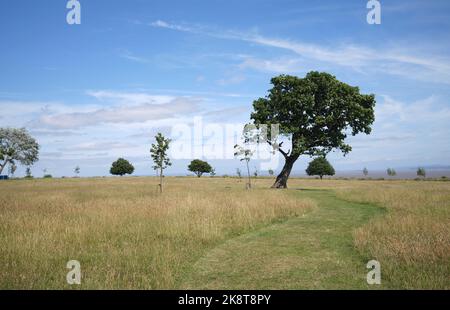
[0,158,9,175]
[267,140,290,159]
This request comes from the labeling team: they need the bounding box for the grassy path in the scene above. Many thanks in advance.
[181,189,384,289]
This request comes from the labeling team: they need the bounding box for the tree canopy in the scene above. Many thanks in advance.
[0,127,39,175]
[188,159,212,177]
[306,157,335,179]
[110,158,134,176]
[251,72,375,188]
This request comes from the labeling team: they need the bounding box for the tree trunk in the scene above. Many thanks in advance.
[159,168,163,193]
[271,155,298,189]
[0,159,9,175]
[246,160,251,189]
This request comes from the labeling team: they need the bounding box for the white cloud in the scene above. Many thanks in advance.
[118,50,151,64]
[217,74,246,86]
[376,95,450,124]
[238,56,303,73]
[150,20,450,84]
[86,90,174,105]
[61,142,137,152]
[34,96,201,129]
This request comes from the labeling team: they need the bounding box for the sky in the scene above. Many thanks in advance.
[1,0,450,177]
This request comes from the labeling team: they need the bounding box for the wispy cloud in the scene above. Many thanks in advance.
[238,56,303,73]
[33,97,200,129]
[60,142,137,152]
[86,90,174,105]
[217,74,246,86]
[118,49,151,64]
[150,20,450,84]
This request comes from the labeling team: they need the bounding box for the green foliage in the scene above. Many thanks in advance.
[387,168,397,177]
[43,174,52,179]
[0,127,39,175]
[306,157,335,179]
[234,124,256,163]
[188,159,212,177]
[74,166,80,175]
[150,133,171,173]
[110,158,135,176]
[150,133,171,193]
[268,169,274,176]
[417,167,426,178]
[234,125,258,189]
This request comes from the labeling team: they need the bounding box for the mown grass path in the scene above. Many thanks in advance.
[181,189,384,289]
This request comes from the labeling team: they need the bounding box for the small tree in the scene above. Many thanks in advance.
[8,162,17,178]
[254,166,258,178]
[268,169,274,177]
[236,168,242,180]
[110,158,134,176]
[188,159,212,178]
[306,157,335,180]
[417,167,426,178]
[363,167,369,177]
[234,125,257,189]
[0,127,39,175]
[74,166,80,176]
[25,167,32,179]
[387,168,397,177]
[210,168,216,177]
[150,133,171,193]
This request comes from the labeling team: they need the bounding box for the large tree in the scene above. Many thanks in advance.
[0,128,39,175]
[188,159,212,178]
[251,72,375,188]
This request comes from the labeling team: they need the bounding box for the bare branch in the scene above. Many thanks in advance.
[267,140,290,159]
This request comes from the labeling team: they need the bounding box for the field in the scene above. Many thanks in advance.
[0,177,449,289]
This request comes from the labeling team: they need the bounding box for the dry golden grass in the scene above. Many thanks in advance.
[0,177,313,289]
[1,177,448,289]
[334,180,450,289]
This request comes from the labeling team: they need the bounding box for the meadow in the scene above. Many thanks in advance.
[0,177,448,289]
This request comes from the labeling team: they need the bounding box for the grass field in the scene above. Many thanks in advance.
[0,177,449,289]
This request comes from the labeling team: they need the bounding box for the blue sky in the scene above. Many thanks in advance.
[1,0,450,177]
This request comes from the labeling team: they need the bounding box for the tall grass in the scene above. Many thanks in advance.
[0,177,313,289]
[334,181,450,289]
